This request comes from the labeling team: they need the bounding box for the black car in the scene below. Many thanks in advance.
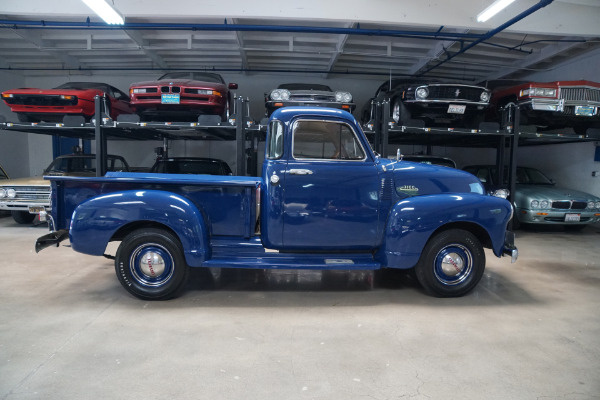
[362,79,491,129]
[150,157,232,175]
[265,83,355,116]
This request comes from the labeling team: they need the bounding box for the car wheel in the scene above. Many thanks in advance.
[115,228,190,300]
[11,211,36,224]
[391,98,411,125]
[415,229,485,297]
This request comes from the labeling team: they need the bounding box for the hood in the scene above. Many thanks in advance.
[0,176,48,187]
[386,160,485,198]
[517,185,600,202]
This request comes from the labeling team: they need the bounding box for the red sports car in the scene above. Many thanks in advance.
[129,72,238,121]
[1,82,133,123]
[492,80,600,135]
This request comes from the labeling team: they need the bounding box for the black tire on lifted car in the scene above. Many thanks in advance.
[415,229,486,297]
[115,228,190,300]
[11,211,36,224]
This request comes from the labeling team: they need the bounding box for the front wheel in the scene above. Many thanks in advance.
[115,228,190,300]
[415,229,485,297]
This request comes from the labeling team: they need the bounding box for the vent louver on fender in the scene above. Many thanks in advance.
[380,177,393,201]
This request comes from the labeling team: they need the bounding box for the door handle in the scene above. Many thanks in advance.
[289,169,313,175]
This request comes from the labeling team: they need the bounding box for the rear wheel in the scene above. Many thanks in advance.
[115,228,190,300]
[415,229,485,297]
[11,211,35,224]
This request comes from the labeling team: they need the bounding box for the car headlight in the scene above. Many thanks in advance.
[480,91,491,102]
[539,200,550,209]
[491,188,509,199]
[0,188,6,198]
[335,91,352,103]
[416,87,429,99]
[131,88,147,94]
[596,201,600,209]
[520,88,557,98]
[530,200,539,209]
[270,89,290,101]
[6,188,16,199]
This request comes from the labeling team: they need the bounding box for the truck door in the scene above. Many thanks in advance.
[282,119,380,250]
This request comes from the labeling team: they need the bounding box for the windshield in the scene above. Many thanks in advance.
[44,156,127,174]
[158,72,225,84]
[278,83,332,91]
[517,167,553,185]
[54,82,108,91]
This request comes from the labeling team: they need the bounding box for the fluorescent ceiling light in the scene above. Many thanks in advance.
[82,0,125,25]
[477,0,517,22]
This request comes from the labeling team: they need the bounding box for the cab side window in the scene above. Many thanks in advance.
[266,120,284,160]
[292,120,365,160]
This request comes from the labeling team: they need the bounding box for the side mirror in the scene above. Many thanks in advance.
[396,148,404,162]
[229,83,238,90]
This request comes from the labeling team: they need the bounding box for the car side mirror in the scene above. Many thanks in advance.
[229,83,238,90]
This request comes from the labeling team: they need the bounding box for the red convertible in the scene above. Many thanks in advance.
[1,82,133,123]
[492,80,600,135]
[129,72,238,121]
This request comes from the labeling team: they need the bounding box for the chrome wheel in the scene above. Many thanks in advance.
[130,243,174,287]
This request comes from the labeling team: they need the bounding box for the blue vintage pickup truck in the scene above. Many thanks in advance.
[36,107,517,299]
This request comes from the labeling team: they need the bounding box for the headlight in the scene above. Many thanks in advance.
[132,88,147,94]
[335,91,352,103]
[6,188,16,198]
[520,88,557,98]
[530,200,539,209]
[491,188,509,199]
[0,188,6,198]
[270,89,290,101]
[539,200,550,209]
[480,91,491,102]
[416,87,429,99]
[596,201,600,209]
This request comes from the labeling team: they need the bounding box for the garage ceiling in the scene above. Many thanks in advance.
[0,0,599,84]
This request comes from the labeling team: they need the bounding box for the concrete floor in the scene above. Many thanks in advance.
[0,214,599,400]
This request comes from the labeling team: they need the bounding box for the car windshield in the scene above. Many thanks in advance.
[44,156,126,174]
[516,167,553,185]
[151,160,230,175]
[158,72,225,84]
[54,82,108,91]
[278,83,333,91]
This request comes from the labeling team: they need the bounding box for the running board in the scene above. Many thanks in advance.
[203,254,381,270]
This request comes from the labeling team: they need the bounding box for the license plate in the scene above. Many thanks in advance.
[574,106,596,116]
[565,213,581,222]
[448,104,466,114]
[29,206,45,214]
[161,94,180,104]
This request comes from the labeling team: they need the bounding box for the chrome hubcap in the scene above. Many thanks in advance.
[139,251,166,278]
[129,243,174,287]
[434,244,472,286]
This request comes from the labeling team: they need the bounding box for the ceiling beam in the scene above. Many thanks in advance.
[123,29,168,69]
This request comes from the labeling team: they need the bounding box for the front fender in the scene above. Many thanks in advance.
[379,193,512,269]
[69,190,209,267]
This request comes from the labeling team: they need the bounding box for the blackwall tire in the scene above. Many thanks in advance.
[115,228,190,300]
[11,211,35,224]
[415,229,485,297]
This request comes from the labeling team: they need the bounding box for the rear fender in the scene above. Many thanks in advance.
[379,193,512,269]
[69,190,209,266]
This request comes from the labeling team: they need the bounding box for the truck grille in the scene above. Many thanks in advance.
[551,201,587,210]
[559,87,600,103]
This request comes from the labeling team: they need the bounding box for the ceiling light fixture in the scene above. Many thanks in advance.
[476,0,517,22]
[82,0,125,25]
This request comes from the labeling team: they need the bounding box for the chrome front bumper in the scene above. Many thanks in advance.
[503,231,518,264]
